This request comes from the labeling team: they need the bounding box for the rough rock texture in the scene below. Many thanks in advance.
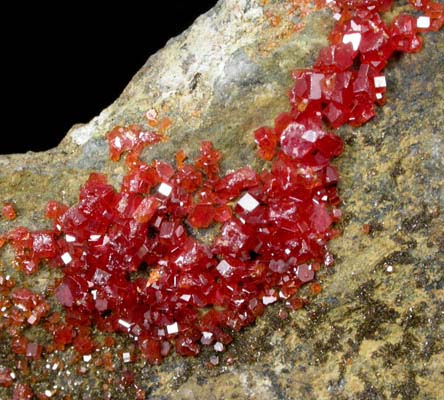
[1,0,443,399]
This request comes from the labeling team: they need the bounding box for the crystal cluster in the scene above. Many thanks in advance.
[270,0,443,152]
[0,0,442,379]
[2,128,341,364]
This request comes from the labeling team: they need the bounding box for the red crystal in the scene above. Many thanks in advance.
[214,205,232,223]
[348,96,377,126]
[11,337,28,355]
[73,335,96,355]
[2,203,17,221]
[6,227,61,274]
[353,64,376,98]
[0,367,14,388]
[106,125,163,162]
[188,204,216,228]
[194,141,221,179]
[390,14,426,53]
[25,342,42,360]
[121,165,159,194]
[45,200,68,220]
[214,166,259,201]
[176,333,200,356]
[423,3,444,31]
[323,102,349,128]
[175,165,203,193]
[254,126,277,160]
[140,338,162,364]
[315,43,356,72]
[280,121,326,160]
[13,383,33,400]
[315,133,344,158]
[297,264,315,282]
[53,326,74,347]
[335,0,393,12]
[133,196,160,223]
[391,14,416,37]
[55,283,74,307]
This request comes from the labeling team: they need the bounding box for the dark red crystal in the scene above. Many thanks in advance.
[0,367,14,388]
[106,125,163,162]
[12,383,33,400]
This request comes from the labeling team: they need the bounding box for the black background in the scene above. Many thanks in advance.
[2,1,216,154]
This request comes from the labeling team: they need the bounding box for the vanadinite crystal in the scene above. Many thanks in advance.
[2,116,342,363]
[1,0,442,375]
[2,203,17,221]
